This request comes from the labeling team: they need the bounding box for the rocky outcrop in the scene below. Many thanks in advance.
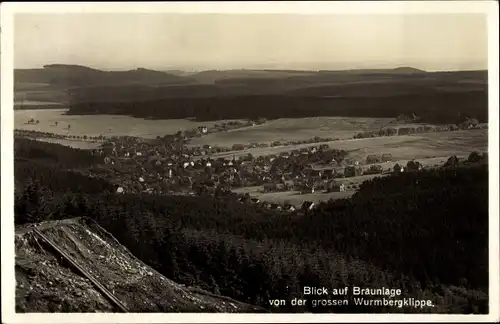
[15,217,266,313]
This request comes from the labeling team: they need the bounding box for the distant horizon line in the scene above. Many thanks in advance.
[14,63,489,73]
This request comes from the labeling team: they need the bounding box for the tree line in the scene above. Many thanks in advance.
[14,137,101,168]
[67,91,487,124]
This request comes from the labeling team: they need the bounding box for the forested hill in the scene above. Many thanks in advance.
[64,68,487,124]
[14,138,489,313]
[67,91,487,124]
[15,64,196,87]
[16,65,487,124]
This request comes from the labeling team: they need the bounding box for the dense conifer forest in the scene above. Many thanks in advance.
[67,91,487,124]
[13,138,489,313]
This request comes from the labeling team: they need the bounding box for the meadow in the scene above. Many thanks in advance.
[231,187,356,207]
[230,152,476,207]
[232,173,383,207]
[189,116,393,146]
[228,129,486,208]
[15,109,487,161]
[14,109,244,139]
[204,129,488,162]
[231,161,450,207]
[29,138,103,150]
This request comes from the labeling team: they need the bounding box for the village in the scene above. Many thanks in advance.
[77,126,434,214]
[15,115,487,214]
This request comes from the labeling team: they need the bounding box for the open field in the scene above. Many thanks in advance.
[14,109,487,161]
[188,117,393,147]
[345,129,487,163]
[231,152,471,207]
[232,187,356,207]
[200,129,487,162]
[233,174,391,207]
[242,159,461,208]
[14,109,244,139]
[15,100,63,106]
[29,138,103,150]
[374,156,468,171]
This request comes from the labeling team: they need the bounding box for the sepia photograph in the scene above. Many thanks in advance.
[1,1,499,323]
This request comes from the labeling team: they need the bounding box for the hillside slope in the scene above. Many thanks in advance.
[15,65,195,90]
[15,217,266,313]
[14,65,487,113]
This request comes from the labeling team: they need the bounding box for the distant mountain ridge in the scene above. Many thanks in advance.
[392,66,426,73]
[43,64,101,71]
[14,64,486,110]
[16,64,428,85]
[15,64,196,88]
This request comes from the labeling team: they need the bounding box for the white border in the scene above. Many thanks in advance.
[1,2,499,323]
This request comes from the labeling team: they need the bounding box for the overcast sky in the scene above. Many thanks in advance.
[14,13,488,71]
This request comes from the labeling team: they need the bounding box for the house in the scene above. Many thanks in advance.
[198,126,208,134]
[238,196,249,203]
[261,175,272,182]
[262,202,273,209]
[381,153,393,162]
[319,144,329,151]
[365,164,383,175]
[366,155,381,164]
[344,166,363,177]
[461,118,479,129]
[309,169,323,178]
[313,179,327,191]
[250,198,261,204]
[327,181,345,192]
[321,169,335,179]
[238,153,251,162]
[301,201,315,211]
[270,203,282,211]
[278,182,289,191]
[393,163,404,173]
[232,144,246,151]
[406,160,422,172]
